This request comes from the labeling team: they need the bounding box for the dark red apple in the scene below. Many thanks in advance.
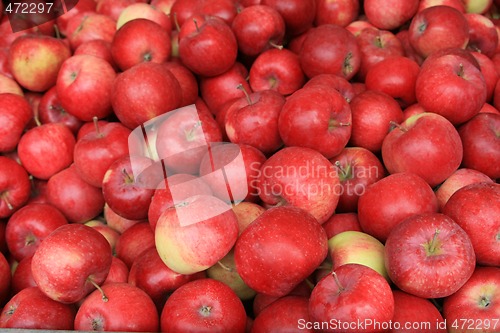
[37,86,83,135]
[115,222,155,269]
[261,0,316,36]
[0,156,31,219]
[31,224,113,303]
[253,296,313,332]
[0,93,32,153]
[160,278,247,332]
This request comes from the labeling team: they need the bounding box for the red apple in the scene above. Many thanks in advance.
[0,93,32,153]
[384,213,476,299]
[74,282,159,332]
[84,220,120,253]
[348,90,404,153]
[279,85,351,159]
[443,266,500,333]
[416,54,486,125]
[111,61,182,129]
[355,27,405,81]
[5,203,68,262]
[358,172,438,242]
[417,0,466,13]
[0,287,76,330]
[102,256,129,285]
[309,264,394,333]
[198,143,266,203]
[408,5,470,58]
[102,155,157,221]
[128,246,204,310]
[73,120,131,188]
[261,0,316,36]
[178,15,238,77]
[199,61,250,115]
[382,112,464,187]
[225,89,285,155]
[299,24,361,80]
[160,278,247,332]
[8,34,71,92]
[254,296,313,332]
[458,112,500,180]
[257,146,340,223]
[0,156,31,219]
[472,51,499,103]
[0,251,10,306]
[330,147,386,213]
[443,183,500,266]
[55,0,97,36]
[435,168,494,210]
[155,194,239,274]
[303,73,356,103]
[56,54,116,122]
[365,56,421,109]
[0,72,23,95]
[11,255,36,294]
[249,47,305,96]
[111,18,171,71]
[73,39,117,70]
[17,123,75,180]
[390,290,446,333]
[65,12,116,50]
[31,223,113,303]
[155,104,222,175]
[322,212,361,239]
[466,13,498,57]
[46,165,105,224]
[235,206,328,297]
[314,0,359,27]
[231,5,285,56]
[37,86,83,135]
[364,0,419,30]
[163,61,199,107]
[115,222,155,268]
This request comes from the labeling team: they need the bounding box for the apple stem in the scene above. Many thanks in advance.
[173,12,181,32]
[457,63,465,78]
[93,116,102,137]
[389,120,407,132]
[193,18,200,33]
[331,272,345,294]
[268,40,283,50]
[342,52,354,78]
[25,234,36,246]
[236,84,253,105]
[428,229,440,254]
[304,278,315,290]
[53,24,61,39]
[87,278,108,302]
[217,261,233,272]
[0,193,13,211]
[34,116,42,127]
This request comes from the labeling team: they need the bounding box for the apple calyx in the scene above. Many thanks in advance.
[121,168,135,184]
[342,52,354,78]
[0,192,13,210]
[417,22,427,33]
[424,229,441,256]
[25,233,36,246]
[193,18,200,33]
[236,83,253,105]
[332,271,345,295]
[87,277,108,303]
[91,318,104,331]
[142,52,153,62]
[199,305,212,317]
[335,161,353,181]
[479,295,491,308]
[374,36,383,49]
[456,63,465,78]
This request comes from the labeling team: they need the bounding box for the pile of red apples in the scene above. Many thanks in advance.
[0,0,499,332]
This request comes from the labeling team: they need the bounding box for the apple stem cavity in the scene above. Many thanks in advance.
[236,83,253,105]
[87,278,108,303]
[268,41,283,50]
[374,36,383,48]
[456,63,465,78]
[335,161,353,180]
[199,305,212,317]
[342,52,354,78]
[332,272,345,294]
[122,168,134,184]
[185,121,202,142]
